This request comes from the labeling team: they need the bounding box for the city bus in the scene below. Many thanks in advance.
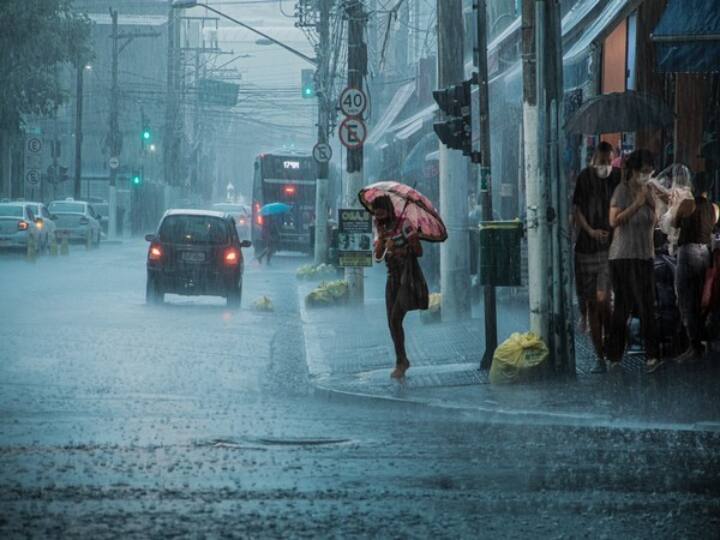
[251,151,318,255]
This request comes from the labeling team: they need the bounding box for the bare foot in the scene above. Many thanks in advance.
[390,359,410,380]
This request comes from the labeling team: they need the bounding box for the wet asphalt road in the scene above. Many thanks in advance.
[1,242,719,539]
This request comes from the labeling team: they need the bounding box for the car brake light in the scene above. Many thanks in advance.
[257,215,263,225]
[239,218,246,225]
[284,185,296,195]
[224,248,239,265]
[18,221,28,231]
[149,243,163,261]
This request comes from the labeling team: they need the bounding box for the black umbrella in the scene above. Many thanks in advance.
[565,91,674,135]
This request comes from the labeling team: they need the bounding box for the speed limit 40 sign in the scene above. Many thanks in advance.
[339,87,367,117]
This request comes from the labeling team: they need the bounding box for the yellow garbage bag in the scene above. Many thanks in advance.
[489,332,548,385]
[252,296,274,312]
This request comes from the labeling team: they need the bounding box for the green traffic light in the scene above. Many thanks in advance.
[304,87,313,96]
[132,176,141,185]
[142,130,151,140]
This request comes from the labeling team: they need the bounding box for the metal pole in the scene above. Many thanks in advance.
[437,0,471,321]
[314,0,332,265]
[475,0,497,369]
[108,8,119,239]
[521,0,549,342]
[344,0,366,304]
[164,0,178,191]
[74,61,84,200]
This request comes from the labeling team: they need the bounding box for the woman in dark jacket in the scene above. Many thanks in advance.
[372,195,425,379]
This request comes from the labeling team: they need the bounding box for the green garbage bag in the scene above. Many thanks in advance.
[489,332,548,384]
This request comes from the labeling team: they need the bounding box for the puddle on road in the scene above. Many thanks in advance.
[199,436,354,450]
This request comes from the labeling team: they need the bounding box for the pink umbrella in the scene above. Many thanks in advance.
[358,181,448,243]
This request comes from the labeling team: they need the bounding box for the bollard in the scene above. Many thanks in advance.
[60,234,69,256]
[50,234,58,256]
[26,234,37,263]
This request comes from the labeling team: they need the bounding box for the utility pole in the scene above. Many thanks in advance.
[521,0,574,374]
[474,0,497,369]
[437,0,470,321]
[108,8,120,239]
[344,0,366,304]
[314,0,332,265]
[74,59,84,200]
[164,0,179,194]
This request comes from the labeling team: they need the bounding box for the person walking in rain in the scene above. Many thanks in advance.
[257,215,280,265]
[572,142,621,373]
[606,149,662,373]
[372,195,426,380]
[672,171,719,363]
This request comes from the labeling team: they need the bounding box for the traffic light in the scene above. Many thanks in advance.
[131,170,142,186]
[142,127,151,141]
[301,69,315,98]
[432,80,472,156]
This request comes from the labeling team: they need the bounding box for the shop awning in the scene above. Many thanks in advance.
[651,0,720,73]
[387,103,437,140]
[366,82,415,145]
[564,0,640,63]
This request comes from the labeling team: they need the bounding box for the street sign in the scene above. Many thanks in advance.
[339,87,367,117]
[199,78,239,107]
[312,142,332,163]
[339,117,367,149]
[26,137,42,153]
[25,170,40,185]
[337,208,373,267]
[109,156,120,169]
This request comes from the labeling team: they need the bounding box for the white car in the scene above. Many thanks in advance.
[0,202,42,250]
[48,198,102,245]
[212,203,251,241]
[25,202,58,250]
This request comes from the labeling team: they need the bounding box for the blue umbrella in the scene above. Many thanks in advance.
[259,202,292,216]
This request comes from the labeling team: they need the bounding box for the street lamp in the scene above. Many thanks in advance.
[171,0,317,66]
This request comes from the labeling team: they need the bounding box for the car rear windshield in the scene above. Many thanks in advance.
[0,205,23,217]
[49,202,84,213]
[159,215,229,245]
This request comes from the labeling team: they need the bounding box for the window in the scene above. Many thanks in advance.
[159,215,229,245]
[0,206,23,217]
[49,202,85,214]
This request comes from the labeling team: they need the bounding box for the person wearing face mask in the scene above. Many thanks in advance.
[571,141,621,373]
[607,149,661,373]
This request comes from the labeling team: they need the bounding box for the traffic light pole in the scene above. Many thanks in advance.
[437,0,471,321]
[344,0,366,304]
[474,0,497,369]
[313,0,331,265]
[74,58,84,200]
[108,8,120,240]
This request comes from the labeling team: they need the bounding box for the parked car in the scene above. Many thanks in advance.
[211,203,251,241]
[25,201,58,250]
[145,209,252,307]
[48,198,102,245]
[0,202,41,250]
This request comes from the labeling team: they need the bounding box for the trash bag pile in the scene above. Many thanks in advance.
[252,295,274,312]
[305,280,349,308]
[489,332,548,385]
[296,263,338,281]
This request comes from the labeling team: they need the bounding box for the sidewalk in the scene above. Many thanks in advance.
[298,265,720,432]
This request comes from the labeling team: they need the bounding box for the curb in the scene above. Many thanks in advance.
[297,282,720,434]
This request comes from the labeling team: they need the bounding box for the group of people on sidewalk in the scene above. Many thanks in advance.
[573,143,720,374]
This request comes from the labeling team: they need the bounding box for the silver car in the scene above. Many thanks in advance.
[48,199,102,245]
[0,202,41,250]
[25,202,58,250]
[212,203,251,241]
